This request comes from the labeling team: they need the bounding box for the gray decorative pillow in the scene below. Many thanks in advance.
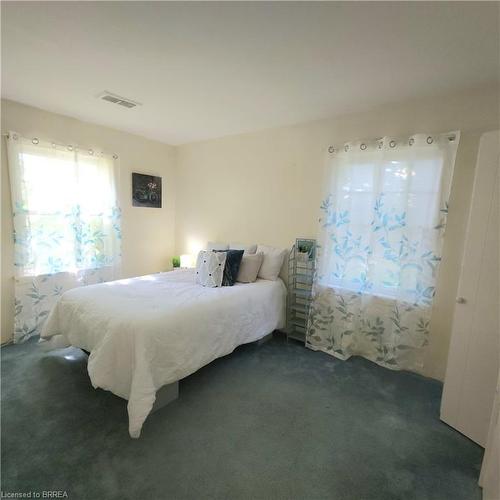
[214,249,244,286]
[196,251,227,287]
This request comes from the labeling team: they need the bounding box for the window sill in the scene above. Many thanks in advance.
[321,282,399,302]
[15,265,115,284]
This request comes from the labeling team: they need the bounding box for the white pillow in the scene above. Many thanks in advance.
[206,241,229,251]
[257,245,287,281]
[196,250,227,287]
[237,252,264,283]
[230,242,257,254]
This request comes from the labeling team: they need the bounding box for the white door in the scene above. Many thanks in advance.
[440,130,499,447]
[479,372,499,498]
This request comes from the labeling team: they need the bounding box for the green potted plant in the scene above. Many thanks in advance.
[172,256,181,268]
[296,239,316,263]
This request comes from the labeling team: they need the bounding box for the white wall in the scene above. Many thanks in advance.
[1,99,176,344]
[174,84,500,381]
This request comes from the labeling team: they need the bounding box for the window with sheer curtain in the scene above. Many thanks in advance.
[319,153,446,302]
[7,132,122,342]
[307,132,459,373]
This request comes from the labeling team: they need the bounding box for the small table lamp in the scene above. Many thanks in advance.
[180,254,194,268]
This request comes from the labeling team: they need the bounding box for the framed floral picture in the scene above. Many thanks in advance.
[132,173,162,208]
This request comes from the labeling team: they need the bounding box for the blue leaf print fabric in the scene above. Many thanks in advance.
[7,132,122,343]
[307,133,459,373]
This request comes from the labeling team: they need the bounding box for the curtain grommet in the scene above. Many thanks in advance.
[113,154,118,160]
[67,145,73,151]
[426,136,433,144]
[409,138,415,146]
[32,138,39,145]
[344,145,349,152]
[360,143,367,151]
[389,140,396,148]
[328,146,335,154]
[88,149,94,156]
[378,141,383,149]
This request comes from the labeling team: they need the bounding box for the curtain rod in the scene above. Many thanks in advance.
[327,132,457,153]
[2,132,118,159]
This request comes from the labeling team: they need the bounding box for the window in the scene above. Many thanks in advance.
[7,134,121,277]
[307,133,459,372]
[6,133,122,342]
[317,134,456,304]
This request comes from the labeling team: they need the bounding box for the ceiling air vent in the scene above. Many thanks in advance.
[98,91,141,109]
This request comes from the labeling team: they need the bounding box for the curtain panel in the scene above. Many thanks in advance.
[6,132,122,343]
[306,132,460,373]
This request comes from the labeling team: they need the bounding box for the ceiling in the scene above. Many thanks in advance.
[2,2,499,145]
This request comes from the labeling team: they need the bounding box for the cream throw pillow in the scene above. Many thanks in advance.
[257,245,287,281]
[230,243,257,254]
[236,252,264,283]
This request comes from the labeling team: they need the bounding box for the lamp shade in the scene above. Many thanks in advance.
[180,254,194,268]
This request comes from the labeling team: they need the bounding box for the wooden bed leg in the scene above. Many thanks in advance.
[151,381,179,413]
[256,332,274,346]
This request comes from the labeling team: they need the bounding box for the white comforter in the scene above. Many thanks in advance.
[41,269,286,437]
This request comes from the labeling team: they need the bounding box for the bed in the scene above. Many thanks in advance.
[40,268,286,438]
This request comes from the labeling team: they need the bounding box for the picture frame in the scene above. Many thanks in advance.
[132,173,162,208]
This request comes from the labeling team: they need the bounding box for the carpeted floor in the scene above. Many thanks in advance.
[1,334,483,500]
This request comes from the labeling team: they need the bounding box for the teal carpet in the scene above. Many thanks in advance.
[1,334,483,500]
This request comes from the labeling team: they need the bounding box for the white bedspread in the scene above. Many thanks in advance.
[41,269,286,437]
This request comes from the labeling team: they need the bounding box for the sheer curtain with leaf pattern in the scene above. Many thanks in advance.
[306,132,459,373]
[7,132,122,343]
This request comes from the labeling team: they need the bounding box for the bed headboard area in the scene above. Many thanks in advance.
[203,241,291,286]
